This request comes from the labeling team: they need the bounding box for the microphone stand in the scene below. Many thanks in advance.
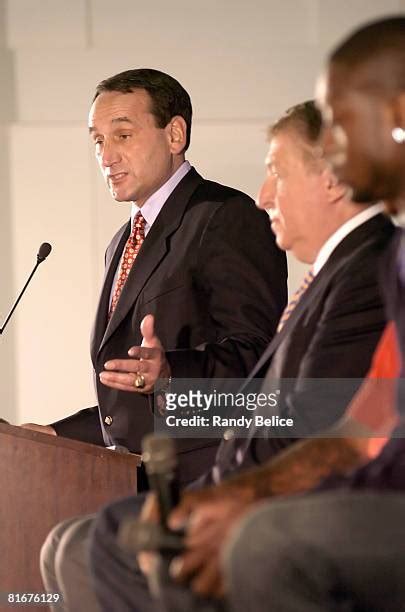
[0,244,51,335]
[1,261,41,335]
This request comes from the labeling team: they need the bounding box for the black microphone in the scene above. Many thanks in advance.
[0,242,52,335]
[37,242,52,263]
[142,434,181,528]
[118,434,184,557]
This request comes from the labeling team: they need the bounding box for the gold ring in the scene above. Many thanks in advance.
[134,373,145,389]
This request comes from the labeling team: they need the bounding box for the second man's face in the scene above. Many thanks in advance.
[88,89,176,206]
[257,130,328,263]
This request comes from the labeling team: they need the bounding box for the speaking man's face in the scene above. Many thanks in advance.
[88,89,177,206]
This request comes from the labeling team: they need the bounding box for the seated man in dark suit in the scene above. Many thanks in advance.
[84,100,395,612]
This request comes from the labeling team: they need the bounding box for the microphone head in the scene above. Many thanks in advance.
[37,242,52,263]
[142,434,176,475]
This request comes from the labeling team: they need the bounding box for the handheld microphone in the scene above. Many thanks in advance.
[142,434,181,528]
[141,434,185,598]
[0,242,52,335]
[118,434,184,556]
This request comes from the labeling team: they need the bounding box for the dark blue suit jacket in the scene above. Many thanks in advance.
[51,168,287,485]
[194,213,395,488]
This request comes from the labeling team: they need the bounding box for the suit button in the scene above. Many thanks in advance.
[104,416,113,426]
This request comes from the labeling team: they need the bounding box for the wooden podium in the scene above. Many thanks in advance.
[0,423,141,609]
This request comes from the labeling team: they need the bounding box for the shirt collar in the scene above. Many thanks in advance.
[313,202,385,276]
[130,161,191,230]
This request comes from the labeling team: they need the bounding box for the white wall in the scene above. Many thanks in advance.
[0,0,403,424]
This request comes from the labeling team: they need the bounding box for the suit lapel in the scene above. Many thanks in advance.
[90,222,130,363]
[245,214,393,385]
[97,168,204,355]
[244,272,322,384]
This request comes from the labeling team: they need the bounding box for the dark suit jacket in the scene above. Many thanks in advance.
[196,212,395,486]
[52,168,287,482]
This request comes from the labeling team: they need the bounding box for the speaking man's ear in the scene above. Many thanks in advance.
[166,116,187,154]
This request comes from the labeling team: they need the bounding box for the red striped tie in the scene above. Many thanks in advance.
[277,268,314,332]
[109,212,146,318]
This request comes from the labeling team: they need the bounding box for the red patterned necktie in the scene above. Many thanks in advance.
[109,212,146,318]
[277,268,314,332]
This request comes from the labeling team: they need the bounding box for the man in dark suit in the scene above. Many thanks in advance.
[84,101,394,612]
[23,68,287,487]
